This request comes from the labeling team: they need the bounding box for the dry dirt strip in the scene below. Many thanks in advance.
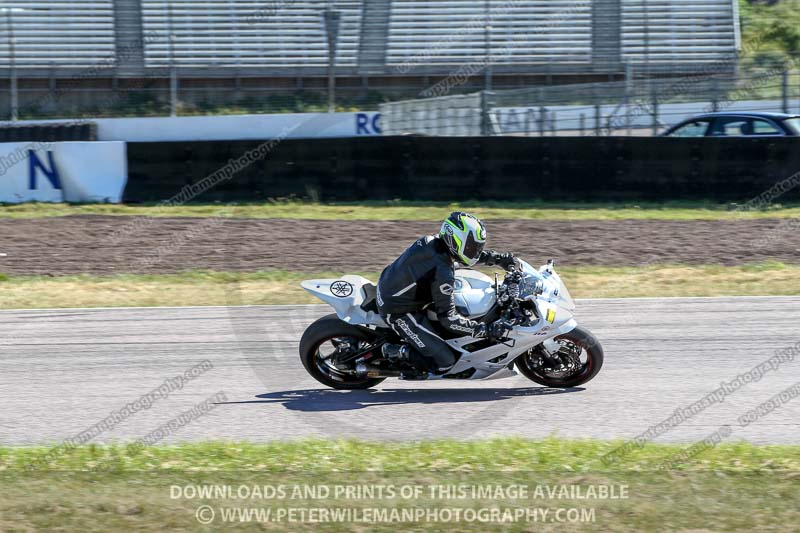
[1,216,799,275]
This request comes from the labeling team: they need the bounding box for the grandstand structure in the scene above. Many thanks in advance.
[0,0,741,115]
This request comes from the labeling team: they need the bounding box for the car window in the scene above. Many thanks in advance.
[781,118,800,135]
[714,119,751,136]
[709,117,766,136]
[710,117,784,136]
[668,120,710,137]
[751,119,782,135]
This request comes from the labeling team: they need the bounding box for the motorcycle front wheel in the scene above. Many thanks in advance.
[299,313,386,390]
[515,326,604,388]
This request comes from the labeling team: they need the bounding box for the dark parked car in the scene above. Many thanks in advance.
[662,112,800,137]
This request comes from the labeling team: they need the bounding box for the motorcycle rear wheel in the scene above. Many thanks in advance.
[299,313,386,390]
[515,326,603,388]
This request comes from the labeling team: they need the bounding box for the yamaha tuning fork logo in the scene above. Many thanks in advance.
[330,280,353,298]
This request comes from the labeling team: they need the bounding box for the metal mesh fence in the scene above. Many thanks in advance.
[381,60,800,136]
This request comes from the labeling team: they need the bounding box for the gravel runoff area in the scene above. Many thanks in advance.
[1,215,798,275]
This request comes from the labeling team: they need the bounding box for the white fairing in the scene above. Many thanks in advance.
[300,275,386,326]
[301,259,579,381]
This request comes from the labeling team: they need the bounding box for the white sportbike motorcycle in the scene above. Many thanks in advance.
[299,259,603,389]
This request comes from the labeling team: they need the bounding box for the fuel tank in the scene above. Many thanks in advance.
[452,269,497,319]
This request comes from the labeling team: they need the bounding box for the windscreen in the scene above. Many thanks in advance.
[551,273,576,311]
[517,260,574,310]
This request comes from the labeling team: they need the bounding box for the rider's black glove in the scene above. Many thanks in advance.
[491,252,518,271]
[487,319,513,340]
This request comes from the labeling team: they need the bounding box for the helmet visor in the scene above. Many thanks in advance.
[462,232,485,263]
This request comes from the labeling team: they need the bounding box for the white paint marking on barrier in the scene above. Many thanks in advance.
[0,141,127,203]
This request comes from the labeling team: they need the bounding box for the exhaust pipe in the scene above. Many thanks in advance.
[356,362,402,378]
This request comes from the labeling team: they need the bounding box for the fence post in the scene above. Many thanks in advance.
[782,70,789,114]
[650,83,659,136]
[480,91,493,136]
[539,106,546,136]
[6,8,19,121]
[323,8,342,113]
[167,3,178,117]
[711,78,719,113]
[579,113,585,136]
[594,104,601,136]
[525,108,534,136]
[625,61,633,135]
[170,69,178,117]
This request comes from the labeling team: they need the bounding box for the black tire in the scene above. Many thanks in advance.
[299,313,386,390]
[515,326,604,388]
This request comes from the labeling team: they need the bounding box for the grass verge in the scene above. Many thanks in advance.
[3,200,800,220]
[0,263,797,309]
[1,439,798,531]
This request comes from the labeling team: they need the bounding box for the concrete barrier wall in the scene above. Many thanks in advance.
[124,136,800,203]
[7,112,381,142]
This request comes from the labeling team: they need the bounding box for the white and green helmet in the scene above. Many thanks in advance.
[439,211,487,266]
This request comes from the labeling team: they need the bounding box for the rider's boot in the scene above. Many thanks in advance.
[431,364,454,376]
[403,352,442,380]
[382,344,432,380]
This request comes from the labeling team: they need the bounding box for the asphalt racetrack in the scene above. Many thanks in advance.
[1,296,798,445]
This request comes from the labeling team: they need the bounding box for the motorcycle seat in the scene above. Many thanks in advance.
[360,283,379,313]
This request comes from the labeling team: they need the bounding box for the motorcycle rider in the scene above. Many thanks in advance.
[376,211,519,376]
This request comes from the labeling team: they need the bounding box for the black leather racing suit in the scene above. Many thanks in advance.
[376,235,510,372]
